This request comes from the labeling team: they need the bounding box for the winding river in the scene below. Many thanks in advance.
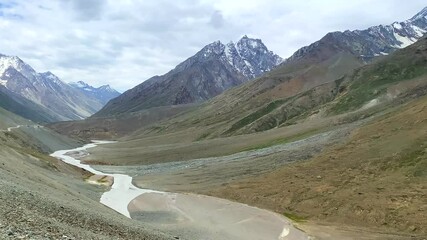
[50,140,310,240]
[50,140,161,217]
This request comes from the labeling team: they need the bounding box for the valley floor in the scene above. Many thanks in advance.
[87,96,427,239]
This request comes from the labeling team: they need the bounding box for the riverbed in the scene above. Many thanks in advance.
[50,141,310,240]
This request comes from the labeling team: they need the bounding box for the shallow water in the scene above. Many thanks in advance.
[50,140,161,218]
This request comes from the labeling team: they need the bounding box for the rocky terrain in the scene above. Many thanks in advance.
[94,36,282,117]
[285,6,427,63]
[77,24,427,240]
[3,5,427,240]
[0,55,119,122]
[0,109,171,239]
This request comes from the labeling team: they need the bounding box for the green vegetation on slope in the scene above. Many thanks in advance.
[210,95,427,236]
[0,88,58,123]
[331,39,427,114]
[224,99,288,135]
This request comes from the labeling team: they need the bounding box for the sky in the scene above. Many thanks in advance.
[0,0,425,92]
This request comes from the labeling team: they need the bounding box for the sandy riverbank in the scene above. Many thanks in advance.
[128,192,309,240]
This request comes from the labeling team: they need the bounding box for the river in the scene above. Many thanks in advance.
[50,140,310,240]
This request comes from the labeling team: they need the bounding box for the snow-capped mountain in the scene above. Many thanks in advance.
[95,36,283,117]
[208,36,283,79]
[0,54,104,121]
[286,7,427,63]
[69,81,120,105]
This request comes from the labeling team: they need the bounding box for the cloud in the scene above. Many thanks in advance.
[209,10,225,28]
[65,0,106,21]
[0,0,425,91]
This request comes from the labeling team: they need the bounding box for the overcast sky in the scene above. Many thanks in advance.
[0,0,425,91]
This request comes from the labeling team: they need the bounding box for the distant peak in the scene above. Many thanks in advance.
[204,40,224,49]
[201,40,225,56]
[239,35,260,41]
[99,84,111,89]
[210,40,222,46]
[238,35,263,44]
[237,36,266,50]
[42,71,54,76]
[99,84,119,93]
[70,80,90,88]
[77,80,87,85]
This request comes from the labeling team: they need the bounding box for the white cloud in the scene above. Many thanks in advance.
[0,0,425,91]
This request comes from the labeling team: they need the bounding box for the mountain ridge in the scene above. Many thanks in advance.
[285,6,427,64]
[94,36,283,117]
[0,54,102,121]
[69,81,120,105]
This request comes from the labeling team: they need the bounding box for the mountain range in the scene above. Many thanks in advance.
[69,81,120,105]
[3,4,427,240]
[286,6,427,63]
[94,36,283,117]
[0,55,119,122]
[95,7,427,118]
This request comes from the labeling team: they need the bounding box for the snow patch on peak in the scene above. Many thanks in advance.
[70,81,92,89]
[393,22,402,30]
[224,41,238,66]
[202,40,225,57]
[412,25,426,37]
[393,32,416,48]
[99,85,116,92]
[40,71,64,85]
[0,55,22,75]
[249,40,259,48]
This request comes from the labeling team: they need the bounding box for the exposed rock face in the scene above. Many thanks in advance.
[95,36,283,117]
[286,7,427,63]
[0,55,108,121]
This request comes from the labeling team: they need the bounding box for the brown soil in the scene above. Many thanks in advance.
[208,96,427,238]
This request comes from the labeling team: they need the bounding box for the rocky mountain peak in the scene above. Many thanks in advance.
[99,84,115,92]
[40,71,61,80]
[95,36,283,116]
[69,81,120,105]
[237,36,265,50]
[0,54,36,81]
[285,6,427,64]
[69,81,90,88]
[201,40,225,57]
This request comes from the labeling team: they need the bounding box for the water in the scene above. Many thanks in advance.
[50,140,162,218]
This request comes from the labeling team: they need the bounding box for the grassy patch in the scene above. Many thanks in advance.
[241,128,323,152]
[195,131,211,141]
[224,99,288,135]
[283,211,306,223]
[330,56,427,114]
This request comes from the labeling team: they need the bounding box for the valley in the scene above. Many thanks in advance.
[51,141,309,240]
[1,3,427,240]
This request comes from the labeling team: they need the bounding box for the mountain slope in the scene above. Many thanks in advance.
[0,111,171,239]
[55,36,427,238]
[125,34,427,141]
[287,6,427,64]
[0,55,104,121]
[0,85,59,123]
[94,36,282,117]
[142,7,427,137]
[69,81,120,105]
